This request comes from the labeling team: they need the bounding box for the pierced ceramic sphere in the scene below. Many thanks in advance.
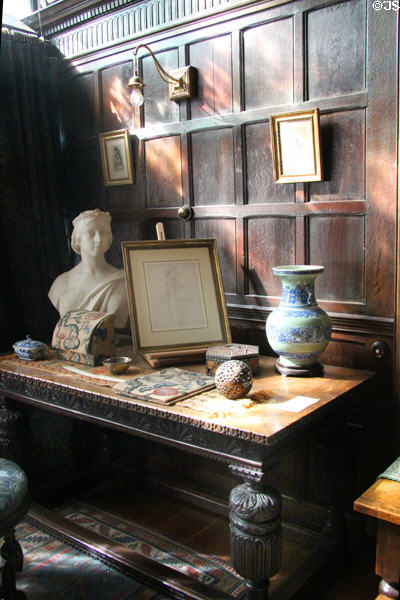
[215,360,253,399]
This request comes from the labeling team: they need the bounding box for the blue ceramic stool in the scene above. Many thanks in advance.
[0,459,29,600]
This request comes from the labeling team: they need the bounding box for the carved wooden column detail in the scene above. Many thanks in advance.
[229,464,282,600]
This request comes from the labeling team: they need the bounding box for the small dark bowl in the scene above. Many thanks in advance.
[103,356,132,375]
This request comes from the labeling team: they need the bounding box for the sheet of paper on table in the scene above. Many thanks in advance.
[276,395,320,412]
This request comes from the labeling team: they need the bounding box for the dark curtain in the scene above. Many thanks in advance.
[0,31,71,351]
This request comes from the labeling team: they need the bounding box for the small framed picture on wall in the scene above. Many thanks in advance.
[270,108,323,184]
[99,128,134,186]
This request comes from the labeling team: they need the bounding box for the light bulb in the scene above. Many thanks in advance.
[130,87,144,107]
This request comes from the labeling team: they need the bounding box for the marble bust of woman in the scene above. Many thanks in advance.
[48,209,129,329]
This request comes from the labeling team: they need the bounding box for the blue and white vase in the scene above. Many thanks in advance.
[266,265,331,376]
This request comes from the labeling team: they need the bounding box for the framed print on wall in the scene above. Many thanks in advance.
[270,108,323,184]
[122,239,231,358]
[99,128,134,186]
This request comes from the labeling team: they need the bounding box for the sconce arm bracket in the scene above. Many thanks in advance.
[132,44,197,102]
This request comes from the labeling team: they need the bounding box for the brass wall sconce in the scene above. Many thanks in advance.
[128,44,196,107]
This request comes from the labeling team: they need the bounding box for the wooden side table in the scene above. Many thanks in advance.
[354,477,400,600]
[0,353,375,600]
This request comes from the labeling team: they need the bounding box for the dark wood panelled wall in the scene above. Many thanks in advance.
[27,0,398,377]
[22,0,399,524]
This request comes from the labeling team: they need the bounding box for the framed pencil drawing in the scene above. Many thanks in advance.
[270,109,323,184]
[99,129,134,186]
[122,239,231,357]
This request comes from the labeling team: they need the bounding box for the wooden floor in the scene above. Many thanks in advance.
[78,480,380,600]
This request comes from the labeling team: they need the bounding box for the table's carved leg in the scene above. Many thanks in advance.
[375,521,400,600]
[229,465,282,600]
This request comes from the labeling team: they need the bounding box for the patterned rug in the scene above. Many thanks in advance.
[16,517,168,599]
[14,502,246,599]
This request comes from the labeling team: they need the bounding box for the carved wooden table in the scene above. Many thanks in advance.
[354,477,400,600]
[0,354,374,600]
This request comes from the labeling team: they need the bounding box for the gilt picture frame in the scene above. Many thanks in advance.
[99,129,134,186]
[270,108,323,184]
[122,239,231,356]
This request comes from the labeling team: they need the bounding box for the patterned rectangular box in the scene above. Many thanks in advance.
[206,343,259,375]
[52,309,115,366]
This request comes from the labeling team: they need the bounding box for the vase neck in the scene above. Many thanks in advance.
[280,276,317,307]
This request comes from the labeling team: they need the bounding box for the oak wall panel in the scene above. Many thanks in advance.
[144,136,182,207]
[105,185,138,210]
[56,0,397,375]
[191,128,235,205]
[100,61,132,131]
[307,0,365,99]
[247,217,295,297]
[194,218,236,293]
[189,35,233,119]
[245,121,295,205]
[310,110,365,202]
[108,220,142,269]
[141,218,184,240]
[365,8,398,319]
[105,136,144,210]
[142,48,180,125]
[243,17,294,110]
[63,72,96,141]
[319,337,365,369]
[309,215,365,303]
[320,333,393,371]
[65,139,104,214]
[108,219,185,268]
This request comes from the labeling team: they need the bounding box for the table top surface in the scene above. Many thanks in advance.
[354,477,400,525]
[0,350,374,448]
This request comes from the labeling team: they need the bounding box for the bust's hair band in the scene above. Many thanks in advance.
[72,209,111,228]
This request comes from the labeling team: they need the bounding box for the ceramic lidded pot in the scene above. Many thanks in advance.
[266,265,331,376]
[13,335,48,361]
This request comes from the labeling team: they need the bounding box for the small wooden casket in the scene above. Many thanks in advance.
[206,343,259,376]
[52,309,115,366]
